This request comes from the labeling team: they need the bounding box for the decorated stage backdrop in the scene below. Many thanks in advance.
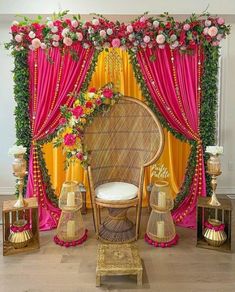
[5,12,230,230]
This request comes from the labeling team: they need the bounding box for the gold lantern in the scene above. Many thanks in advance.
[145,181,178,247]
[8,145,28,208]
[54,181,87,247]
[207,154,222,206]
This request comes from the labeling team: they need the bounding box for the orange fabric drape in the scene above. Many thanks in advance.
[43,49,190,205]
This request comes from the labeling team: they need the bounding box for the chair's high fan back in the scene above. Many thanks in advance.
[83,97,164,188]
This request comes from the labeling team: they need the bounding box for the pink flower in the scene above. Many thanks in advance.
[126,25,133,33]
[102,88,113,98]
[63,37,73,46]
[203,27,209,35]
[216,34,223,41]
[12,20,19,26]
[61,28,69,37]
[92,18,99,26]
[99,30,106,38]
[52,34,60,41]
[205,19,212,27]
[140,16,147,23]
[183,23,190,31]
[40,43,47,49]
[59,117,67,125]
[111,38,121,48]
[159,44,165,49]
[32,38,41,49]
[76,32,83,41]
[156,34,165,44]
[71,106,83,119]
[217,17,225,25]
[76,152,83,160]
[15,34,22,43]
[143,35,150,43]
[64,133,76,146]
[52,41,59,47]
[212,41,219,47]
[96,98,102,106]
[208,26,218,37]
[71,20,79,28]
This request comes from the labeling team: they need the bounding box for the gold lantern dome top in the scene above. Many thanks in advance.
[150,180,174,211]
[59,181,83,211]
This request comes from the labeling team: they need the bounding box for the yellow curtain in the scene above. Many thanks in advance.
[43,49,190,205]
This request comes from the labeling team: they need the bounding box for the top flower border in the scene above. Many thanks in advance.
[6,12,230,53]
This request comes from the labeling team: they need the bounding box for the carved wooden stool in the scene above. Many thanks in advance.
[96,243,143,287]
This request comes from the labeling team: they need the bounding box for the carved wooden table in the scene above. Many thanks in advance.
[96,243,143,287]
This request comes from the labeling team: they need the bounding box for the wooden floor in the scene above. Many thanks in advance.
[0,196,235,292]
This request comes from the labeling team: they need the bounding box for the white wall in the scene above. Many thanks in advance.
[0,0,235,195]
[0,21,15,194]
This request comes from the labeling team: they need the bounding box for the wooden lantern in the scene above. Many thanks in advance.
[2,197,40,256]
[197,195,235,253]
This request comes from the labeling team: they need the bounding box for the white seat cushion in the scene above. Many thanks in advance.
[95,182,138,201]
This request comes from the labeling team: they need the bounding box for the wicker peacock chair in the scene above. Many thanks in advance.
[84,96,164,243]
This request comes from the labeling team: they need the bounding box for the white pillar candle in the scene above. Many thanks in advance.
[157,221,165,238]
[158,191,166,209]
[67,220,75,238]
[67,191,75,207]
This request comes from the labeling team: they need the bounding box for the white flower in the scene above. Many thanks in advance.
[28,31,36,39]
[106,28,113,35]
[71,20,79,28]
[153,20,159,28]
[52,41,59,47]
[40,43,47,49]
[8,145,26,156]
[51,26,58,33]
[206,146,223,155]
[47,21,54,28]
[12,21,19,26]
[92,18,99,26]
[69,116,77,127]
[61,28,69,37]
[170,34,177,42]
[205,20,212,27]
[103,42,110,48]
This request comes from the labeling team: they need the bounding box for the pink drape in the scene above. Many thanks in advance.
[137,46,206,228]
[27,44,94,230]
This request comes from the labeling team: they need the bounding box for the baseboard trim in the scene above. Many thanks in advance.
[217,187,235,194]
[0,187,15,195]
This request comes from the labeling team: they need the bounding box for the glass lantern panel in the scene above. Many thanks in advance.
[59,181,83,210]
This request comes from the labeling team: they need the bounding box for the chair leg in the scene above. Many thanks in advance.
[135,203,142,240]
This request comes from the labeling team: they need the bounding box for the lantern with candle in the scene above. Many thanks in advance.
[145,180,178,247]
[54,181,88,247]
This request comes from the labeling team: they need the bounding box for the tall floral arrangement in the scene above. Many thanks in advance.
[54,83,122,167]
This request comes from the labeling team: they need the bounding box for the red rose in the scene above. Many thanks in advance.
[64,133,76,146]
[89,87,96,93]
[179,31,186,44]
[85,101,93,108]
[71,106,83,119]
[102,88,113,99]
[11,25,18,33]
[96,98,102,106]
[165,22,171,29]
[76,152,83,160]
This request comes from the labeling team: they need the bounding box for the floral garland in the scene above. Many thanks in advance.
[54,229,88,247]
[145,233,179,248]
[10,222,31,233]
[204,221,225,232]
[6,12,230,55]
[53,83,122,167]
